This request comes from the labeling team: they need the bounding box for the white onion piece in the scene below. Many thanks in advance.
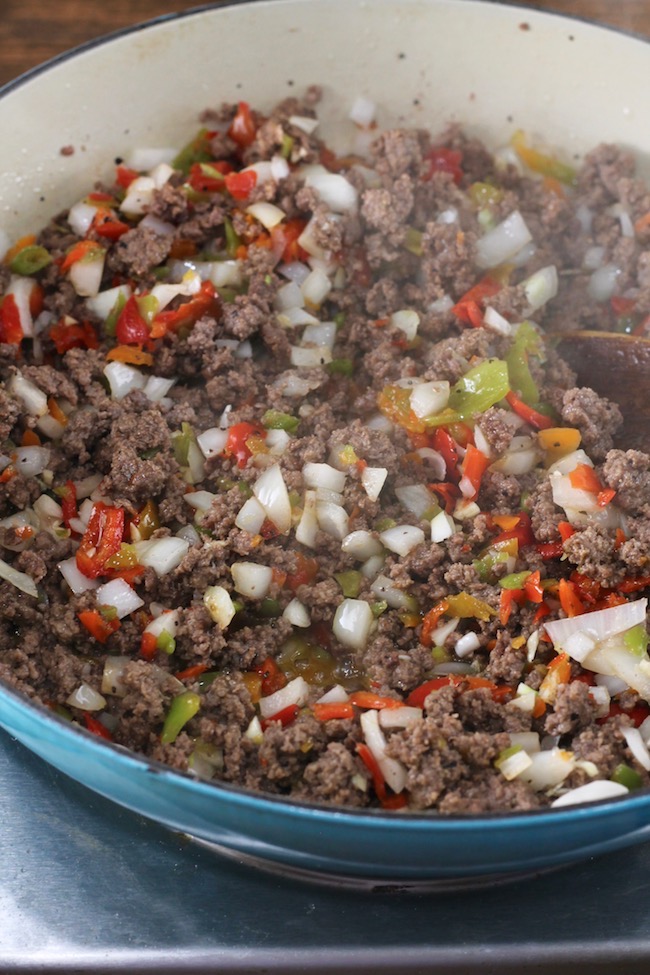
[283,598,311,628]
[101,656,129,696]
[349,95,376,128]
[290,345,332,368]
[523,265,558,312]
[119,175,155,215]
[143,609,180,640]
[475,210,533,269]
[429,617,460,647]
[135,217,174,243]
[482,305,513,336]
[235,496,267,534]
[244,716,264,745]
[184,491,217,513]
[379,524,425,557]
[608,203,635,238]
[270,154,290,181]
[69,252,105,298]
[8,372,48,417]
[492,445,539,476]
[312,499,347,539]
[361,553,385,580]
[303,462,346,493]
[379,706,423,729]
[289,113,319,134]
[253,463,292,534]
[361,466,388,502]
[431,510,456,542]
[394,484,437,519]
[518,748,575,791]
[428,294,454,315]
[150,272,201,312]
[278,260,311,285]
[301,267,332,308]
[73,473,103,500]
[563,630,597,663]
[583,245,605,271]
[360,708,407,794]
[295,490,318,548]
[552,780,628,808]
[86,284,132,321]
[550,472,600,515]
[305,172,358,213]
[316,684,350,704]
[588,263,621,302]
[176,524,200,546]
[410,380,450,419]
[370,574,412,610]
[197,427,229,459]
[143,375,176,402]
[341,530,383,561]
[12,446,50,478]
[0,558,38,597]
[265,429,291,458]
[390,309,420,342]
[302,322,337,351]
[134,537,189,575]
[548,449,594,476]
[67,200,97,236]
[259,675,310,719]
[103,361,145,400]
[333,598,373,649]
[497,748,533,781]
[455,632,481,658]
[545,599,647,650]
[246,202,286,229]
[437,207,458,225]
[67,683,106,712]
[510,731,542,754]
[231,561,273,600]
[275,280,304,311]
[203,586,236,629]
[96,578,144,619]
[58,557,99,595]
[277,307,321,329]
[622,726,650,771]
[594,673,630,696]
[243,160,273,183]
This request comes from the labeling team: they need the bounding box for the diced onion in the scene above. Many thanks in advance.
[518,747,575,791]
[410,380,450,419]
[184,491,217,513]
[204,586,236,629]
[475,210,533,269]
[349,95,376,128]
[259,675,310,719]
[67,201,97,236]
[101,656,129,697]
[58,557,99,595]
[370,574,412,610]
[67,683,106,712]
[316,500,349,540]
[317,684,350,704]
[283,598,311,628]
[551,780,628,808]
[360,708,407,794]
[431,510,456,542]
[588,263,621,302]
[621,726,650,771]
[86,284,132,321]
[379,524,425,557]
[302,321,336,349]
[246,202,286,229]
[96,578,144,619]
[379,706,423,729]
[235,496,267,534]
[231,561,273,600]
[304,172,358,213]
[390,309,419,341]
[8,372,48,417]
[295,489,318,548]
[252,464,292,534]
[482,305,512,336]
[583,245,605,271]
[341,530,384,561]
[303,462,346,493]
[197,426,229,459]
[69,252,105,298]
[455,632,481,658]
[12,445,50,478]
[523,264,558,312]
[394,484,437,519]
[361,466,387,502]
[120,176,156,216]
[134,537,189,575]
[0,557,38,598]
[301,267,331,307]
[290,345,332,368]
[545,599,647,649]
[143,609,180,640]
[333,598,373,650]
[103,361,146,400]
[496,748,533,781]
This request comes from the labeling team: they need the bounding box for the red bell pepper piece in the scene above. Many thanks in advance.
[49,318,98,354]
[459,444,490,500]
[312,702,356,721]
[222,421,265,468]
[285,553,319,591]
[115,164,140,189]
[423,147,463,184]
[78,609,120,644]
[255,657,286,696]
[224,169,257,201]
[228,101,257,149]
[60,480,78,529]
[91,207,130,241]
[491,511,534,549]
[75,503,125,579]
[0,293,24,344]
[505,390,554,430]
[271,218,308,263]
[140,631,158,661]
[115,295,150,346]
[149,281,219,339]
[60,239,105,272]
[432,427,461,481]
[355,742,388,801]
[174,663,211,682]
[347,691,403,710]
[420,599,450,648]
[260,703,299,730]
[558,578,585,618]
[82,712,114,740]
[452,276,501,326]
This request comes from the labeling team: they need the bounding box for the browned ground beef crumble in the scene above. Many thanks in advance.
[1,90,650,814]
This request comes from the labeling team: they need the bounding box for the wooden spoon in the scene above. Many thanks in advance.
[553,331,650,453]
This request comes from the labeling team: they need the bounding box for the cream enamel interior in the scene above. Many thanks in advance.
[0,0,649,243]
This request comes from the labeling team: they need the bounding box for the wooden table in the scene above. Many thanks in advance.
[1,0,649,88]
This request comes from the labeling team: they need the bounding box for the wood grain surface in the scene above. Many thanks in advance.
[1,0,649,88]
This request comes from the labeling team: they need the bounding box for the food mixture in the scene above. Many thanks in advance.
[2,89,650,814]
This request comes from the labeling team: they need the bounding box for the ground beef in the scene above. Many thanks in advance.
[1,93,648,820]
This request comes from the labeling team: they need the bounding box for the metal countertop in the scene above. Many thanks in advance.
[2,729,650,975]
